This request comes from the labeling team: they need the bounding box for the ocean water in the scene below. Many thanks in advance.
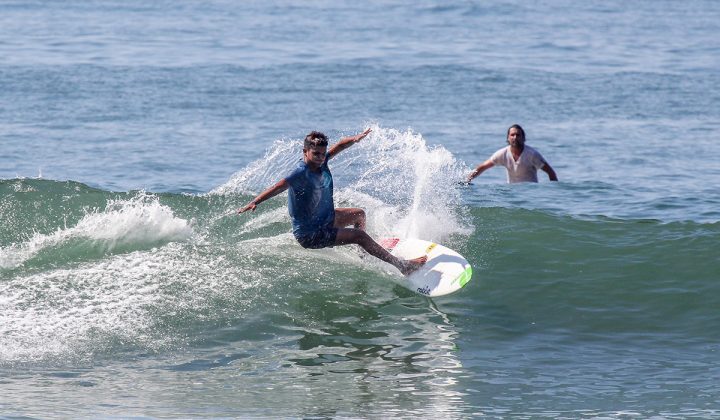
[2,1,720,418]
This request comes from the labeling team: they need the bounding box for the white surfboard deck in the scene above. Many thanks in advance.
[379,237,472,297]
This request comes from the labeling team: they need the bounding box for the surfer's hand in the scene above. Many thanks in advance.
[355,128,371,142]
[237,202,256,214]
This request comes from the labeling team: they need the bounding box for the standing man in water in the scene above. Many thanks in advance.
[238,128,427,276]
[467,124,558,183]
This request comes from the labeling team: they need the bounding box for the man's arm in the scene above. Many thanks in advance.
[328,128,372,159]
[541,163,558,181]
[237,178,289,213]
[467,159,495,183]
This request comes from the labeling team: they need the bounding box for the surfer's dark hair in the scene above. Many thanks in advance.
[304,131,329,149]
[507,124,526,141]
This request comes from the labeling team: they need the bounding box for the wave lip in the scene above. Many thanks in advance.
[0,192,192,271]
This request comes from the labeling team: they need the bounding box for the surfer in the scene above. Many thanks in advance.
[238,128,427,276]
[467,124,558,183]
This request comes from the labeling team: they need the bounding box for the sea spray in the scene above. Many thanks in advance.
[334,125,472,241]
[210,139,301,196]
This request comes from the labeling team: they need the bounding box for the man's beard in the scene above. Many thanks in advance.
[508,139,524,148]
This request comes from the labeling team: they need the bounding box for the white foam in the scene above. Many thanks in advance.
[0,192,193,270]
[76,192,193,249]
[0,239,270,364]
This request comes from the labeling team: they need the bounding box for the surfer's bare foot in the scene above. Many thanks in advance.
[400,255,428,276]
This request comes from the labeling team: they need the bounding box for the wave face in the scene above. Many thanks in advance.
[2,126,720,417]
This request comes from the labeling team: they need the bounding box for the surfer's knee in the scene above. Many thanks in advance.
[346,208,365,227]
[355,209,366,229]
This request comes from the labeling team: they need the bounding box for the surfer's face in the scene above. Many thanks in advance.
[304,146,327,167]
[507,127,525,148]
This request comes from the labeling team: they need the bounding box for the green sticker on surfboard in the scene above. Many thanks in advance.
[380,237,472,297]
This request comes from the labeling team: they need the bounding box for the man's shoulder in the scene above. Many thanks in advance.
[523,145,544,158]
[490,146,511,161]
[522,145,548,167]
[285,161,308,180]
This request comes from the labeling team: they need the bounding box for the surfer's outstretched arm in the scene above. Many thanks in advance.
[237,179,289,213]
[327,128,372,159]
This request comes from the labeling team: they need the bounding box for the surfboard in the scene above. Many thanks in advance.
[379,237,472,297]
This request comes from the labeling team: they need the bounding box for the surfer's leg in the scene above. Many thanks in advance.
[334,228,400,266]
[333,208,366,230]
[334,228,427,275]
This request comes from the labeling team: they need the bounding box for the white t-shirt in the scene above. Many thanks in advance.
[490,145,547,183]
